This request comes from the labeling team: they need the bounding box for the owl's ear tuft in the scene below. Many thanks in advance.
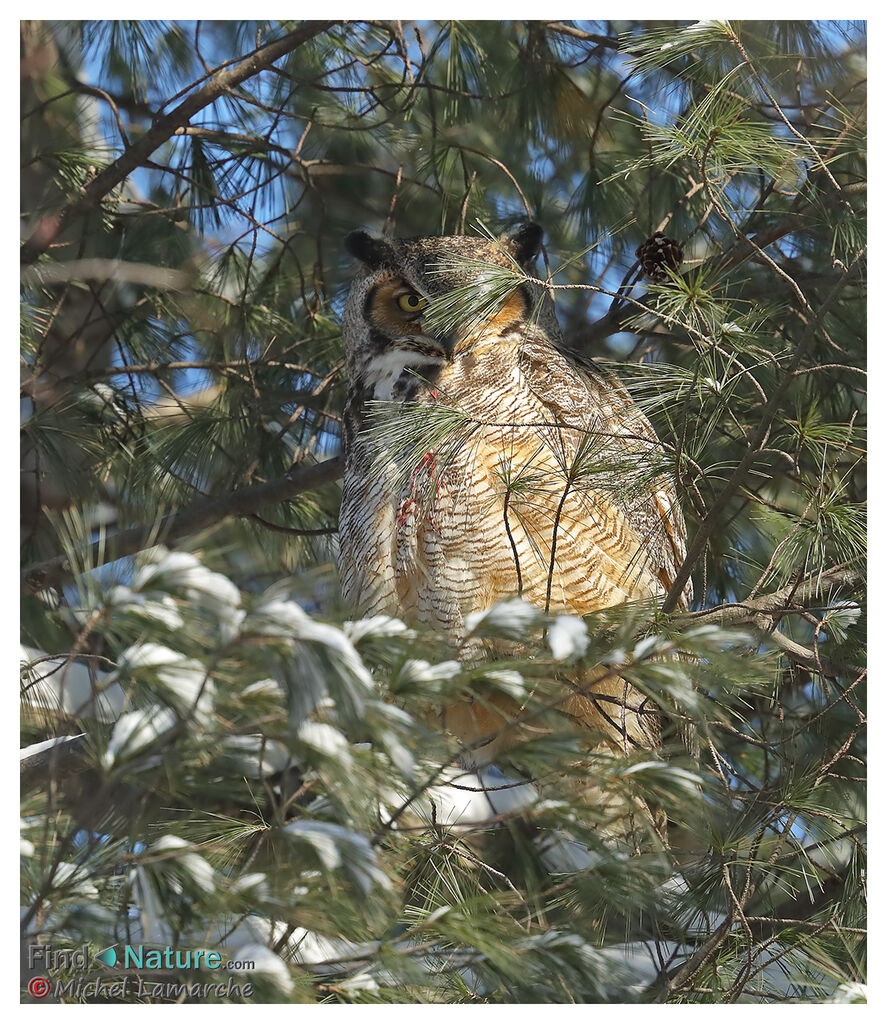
[504,222,544,266]
[345,230,394,268]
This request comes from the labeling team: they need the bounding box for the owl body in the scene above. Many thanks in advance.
[339,226,690,764]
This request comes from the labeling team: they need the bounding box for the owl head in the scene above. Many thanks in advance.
[341,224,562,398]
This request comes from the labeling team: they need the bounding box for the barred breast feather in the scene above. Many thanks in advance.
[339,325,689,635]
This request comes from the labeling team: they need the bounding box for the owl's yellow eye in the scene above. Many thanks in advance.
[396,292,427,314]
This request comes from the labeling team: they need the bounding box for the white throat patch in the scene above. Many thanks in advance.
[365,345,446,400]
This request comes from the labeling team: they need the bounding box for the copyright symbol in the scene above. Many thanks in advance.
[28,976,50,999]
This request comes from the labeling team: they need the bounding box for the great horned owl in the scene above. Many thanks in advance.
[339,224,690,772]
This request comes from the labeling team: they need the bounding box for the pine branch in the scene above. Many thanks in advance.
[579,183,866,346]
[21,456,344,593]
[19,21,338,265]
[744,874,863,941]
[21,362,334,395]
[661,266,860,613]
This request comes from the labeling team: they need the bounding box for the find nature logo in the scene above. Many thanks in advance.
[95,947,117,968]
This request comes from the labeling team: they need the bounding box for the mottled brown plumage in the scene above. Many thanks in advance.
[339,225,690,779]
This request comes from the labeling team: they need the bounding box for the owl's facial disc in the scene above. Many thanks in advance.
[359,277,446,399]
[365,275,530,360]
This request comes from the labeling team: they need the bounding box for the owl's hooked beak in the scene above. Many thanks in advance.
[433,328,461,360]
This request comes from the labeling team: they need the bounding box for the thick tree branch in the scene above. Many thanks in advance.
[21,456,344,594]
[20,735,88,791]
[682,565,862,627]
[540,23,620,49]
[21,258,195,291]
[19,21,337,265]
[678,564,864,676]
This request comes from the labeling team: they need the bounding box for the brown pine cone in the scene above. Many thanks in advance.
[636,232,683,281]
